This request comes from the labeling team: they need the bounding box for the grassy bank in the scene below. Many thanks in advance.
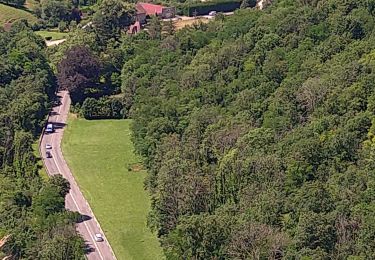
[0,3,37,25]
[62,116,164,260]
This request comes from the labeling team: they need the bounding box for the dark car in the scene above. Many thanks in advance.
[46,151,52,158]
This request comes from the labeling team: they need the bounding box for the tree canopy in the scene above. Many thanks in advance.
[0,22,84,259]
[117,0,375,258]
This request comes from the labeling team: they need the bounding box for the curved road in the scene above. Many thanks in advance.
[40,91,116,260]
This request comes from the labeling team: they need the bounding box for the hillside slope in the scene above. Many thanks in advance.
[121,0,375,258]
[0,3,36,25]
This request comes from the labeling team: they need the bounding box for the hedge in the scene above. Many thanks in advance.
[182,0,242,16]
[80,96,124,119]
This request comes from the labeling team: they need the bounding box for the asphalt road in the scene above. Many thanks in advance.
[40,91,116,260]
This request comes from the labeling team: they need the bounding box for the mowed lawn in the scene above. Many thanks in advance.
[62,116,164,260]
[0,3,37,24]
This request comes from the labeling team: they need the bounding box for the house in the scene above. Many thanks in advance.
[127,21,141,34]
[135,4,147,24]
[129,2,176,35]
[136,3,176,19]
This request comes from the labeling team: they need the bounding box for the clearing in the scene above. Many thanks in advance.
[62,116,164,260]
[0,3,36,25]
[36,30,68,40]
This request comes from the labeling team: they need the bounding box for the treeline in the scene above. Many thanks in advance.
[47,0,135,119]
[0,22,84,259]
[0,0,25,7]
[117,0,375,258]
[46,0,375,257]
[181,0,243,16]
[33,0,83,29]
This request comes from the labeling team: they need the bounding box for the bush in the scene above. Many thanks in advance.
[31,19,47,31]
[58,21,68,32]
[182,0,244,16]
[80,96,124,119]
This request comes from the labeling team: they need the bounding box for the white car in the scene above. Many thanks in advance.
[45,144,52,149]
[94,233,104,242]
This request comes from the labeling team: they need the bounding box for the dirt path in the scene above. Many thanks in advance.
[46,39,66,47]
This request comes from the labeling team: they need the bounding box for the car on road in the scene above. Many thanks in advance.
[45,144,52,149]
[94,233,104,242]
[45,123,54,133]
[52,100,61,106]
[46,151,52,158]
[209,11,217,16]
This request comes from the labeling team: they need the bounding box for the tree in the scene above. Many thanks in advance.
[36,225,84,260]
[40,0,71,27]
[148,16,162,40]
[162,19,175,37]
[49,175,70,197]
[32,186,65,218]
[58,21,68,32]
[57,45,101,103]
[92,0,135,45]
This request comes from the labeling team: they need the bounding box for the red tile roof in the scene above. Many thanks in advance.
[137,3,165,16]
[136,4,146,14]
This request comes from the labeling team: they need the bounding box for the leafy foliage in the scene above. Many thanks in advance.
[0,22,84,259]
[119,0,375,258]
[57,45,100,103]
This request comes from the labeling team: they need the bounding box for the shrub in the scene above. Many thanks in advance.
[80,96,124,119]
[182,0,244,16]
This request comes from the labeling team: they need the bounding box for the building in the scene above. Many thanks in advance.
[135,4,147,24]
[129,2,176,35]
[127,21,141,34]
[136,3,176,19]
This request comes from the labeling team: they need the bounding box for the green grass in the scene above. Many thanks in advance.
[35,30,68,40]
[62,116,164,260]
[0,3,37,25]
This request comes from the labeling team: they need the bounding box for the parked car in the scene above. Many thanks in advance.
[94,233,104,242]
[209,11,217,16]
[46,151,52,158]
[45,123,54,133]
[45,144,52,149]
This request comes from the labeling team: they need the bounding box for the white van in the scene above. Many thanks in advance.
[46,123,54,133]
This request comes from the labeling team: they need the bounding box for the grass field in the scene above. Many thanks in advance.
[174,17,209,30]
[62,116,164,260]
[0,3,37,25]
[35,30,68,40]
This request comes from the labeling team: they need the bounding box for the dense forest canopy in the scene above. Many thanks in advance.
[0,22,84,259]
[4,0,375,258]
[117,0,375,258]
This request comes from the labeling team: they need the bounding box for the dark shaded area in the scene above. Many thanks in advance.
[46,122,66,130]
[76,214,92,223]
[84,243,96,254]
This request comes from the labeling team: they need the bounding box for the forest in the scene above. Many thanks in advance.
[120,0,375,258]
[0,22,84,259]
[3,0,375,258]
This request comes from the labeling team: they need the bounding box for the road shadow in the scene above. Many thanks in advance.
[49,111,60,116]
[47,122,66,130]
[76,214,92,223]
